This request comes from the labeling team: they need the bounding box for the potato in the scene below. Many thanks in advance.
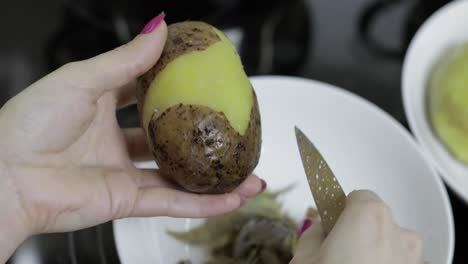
[136,21,262,194]
[428,43,468,164]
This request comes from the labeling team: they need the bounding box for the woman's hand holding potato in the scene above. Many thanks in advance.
[0,13,265,262]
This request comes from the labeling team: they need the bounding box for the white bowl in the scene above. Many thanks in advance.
[402,0,468,203]
[114,76,454,264]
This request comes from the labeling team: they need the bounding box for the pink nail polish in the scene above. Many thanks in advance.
[298,218,313,237]
[141,12,166,34]
[260,179,267,192]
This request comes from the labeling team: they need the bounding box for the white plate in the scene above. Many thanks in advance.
[402,0,468,203]
[114,76,454,264]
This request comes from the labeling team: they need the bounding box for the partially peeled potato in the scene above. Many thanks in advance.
[136,21,262,194]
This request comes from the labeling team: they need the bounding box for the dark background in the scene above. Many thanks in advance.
[1,0,466,263]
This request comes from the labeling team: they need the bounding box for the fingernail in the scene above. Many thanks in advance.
[260,179,267,192]
[298,218,313,237]
[141,12,166,34]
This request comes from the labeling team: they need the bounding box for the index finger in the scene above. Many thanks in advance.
[130,187,243,218]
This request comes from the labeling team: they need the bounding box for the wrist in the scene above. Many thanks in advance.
[0,160,30,262]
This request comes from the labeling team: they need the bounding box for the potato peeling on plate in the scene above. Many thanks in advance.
[169,187,320,264]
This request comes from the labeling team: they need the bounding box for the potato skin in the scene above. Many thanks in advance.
[136,21,262,193]
[136,21,221,117]
[148,92,261,194]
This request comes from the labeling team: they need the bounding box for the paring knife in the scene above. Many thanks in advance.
[294,126,347,236]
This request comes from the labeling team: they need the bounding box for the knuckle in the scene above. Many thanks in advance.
[355,201,393,238]
[61,61,79,70]
[57,61,81,75]
[56,60,93,88]
[364,200,392,223]
[399,228,423,263]
[348,189,381,202]
[110,44,147,79]
[406,231,423,255]
[113,44,129,53]
[126,55,147,78]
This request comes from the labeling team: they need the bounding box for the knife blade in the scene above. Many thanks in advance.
[294,126,346,235]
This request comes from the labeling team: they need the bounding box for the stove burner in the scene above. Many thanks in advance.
[67,223,120,264]
[357,0,453,60]
[45,0,311,77]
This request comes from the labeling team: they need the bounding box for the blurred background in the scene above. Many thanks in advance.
[1,0,466,263]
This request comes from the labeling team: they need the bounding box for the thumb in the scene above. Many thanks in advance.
[65,12,167,96]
